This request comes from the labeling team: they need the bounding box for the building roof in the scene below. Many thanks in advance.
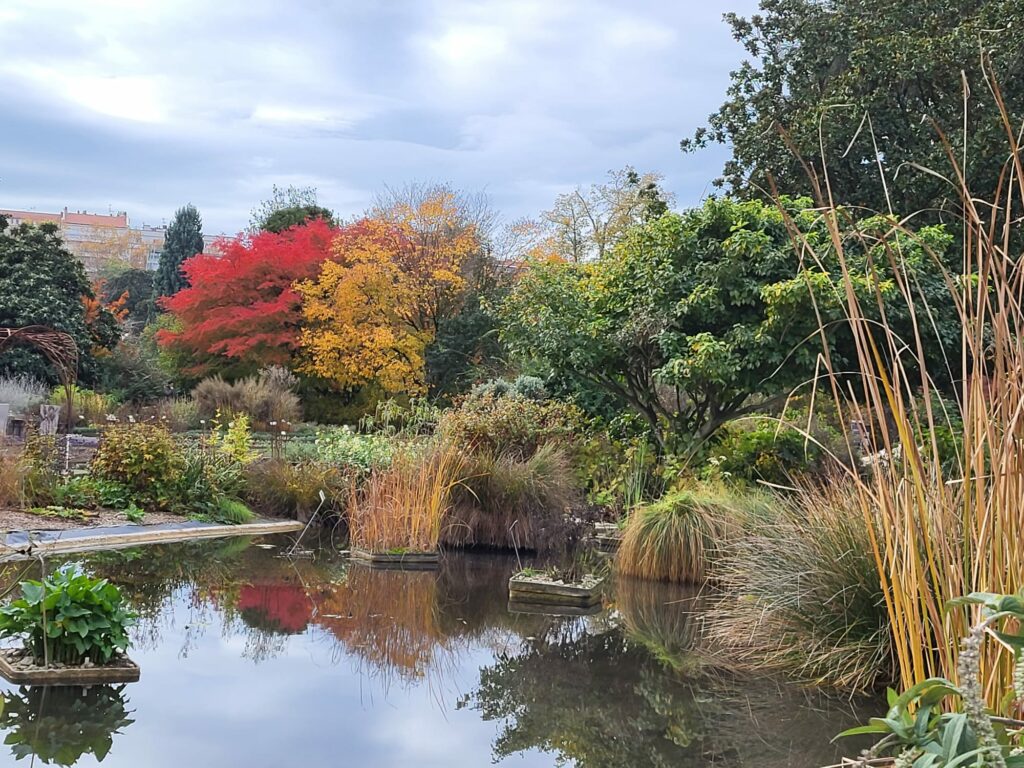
[62,209,128,227]
[0,208,62,224]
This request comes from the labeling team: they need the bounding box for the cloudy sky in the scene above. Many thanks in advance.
[0,0,760,235]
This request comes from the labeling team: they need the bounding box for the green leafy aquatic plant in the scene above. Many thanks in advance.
[837,591,1024,766]
[0,569,134,665]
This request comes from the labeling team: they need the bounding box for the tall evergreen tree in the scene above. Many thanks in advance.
[156,204,203,299]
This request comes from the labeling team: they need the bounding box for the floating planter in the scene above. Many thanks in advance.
[507,598,603,617]
[350,549,440,570]
[0,569,138,687]
[0,648,139,685]
[593,522,623,553]
[508,571,605,607]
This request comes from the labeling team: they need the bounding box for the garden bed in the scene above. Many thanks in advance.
[0,507,183,532]
[350,549,440,570]
[508,573,604,606]
[0,647,140,685]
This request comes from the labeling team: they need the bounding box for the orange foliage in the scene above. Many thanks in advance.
[295,190,480,393]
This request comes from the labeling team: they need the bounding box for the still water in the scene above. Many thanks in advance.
[0,535,869,767]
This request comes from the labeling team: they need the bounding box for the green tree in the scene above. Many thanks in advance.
[500,197,957,453]
[156,204,203,299]
[249,184,334,233]
[684,0,1024,216]
[261,205,335,234]
[101,268,156,330]
[0,217,113,384]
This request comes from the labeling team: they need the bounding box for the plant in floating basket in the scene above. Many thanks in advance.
[508,557,606,608]
[0,569,134,667]
[349,441,465,561]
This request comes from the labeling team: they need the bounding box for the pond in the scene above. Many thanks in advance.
[0,534,871,767]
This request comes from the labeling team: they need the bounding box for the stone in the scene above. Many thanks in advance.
[39,404,61,435]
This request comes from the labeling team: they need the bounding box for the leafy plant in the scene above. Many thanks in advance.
[55,476,132,510]
[0,569,134,665]
[704,418,824,485]
[838,590,1024,765]
[91,424,183,509]
[313,426,393,472]
[438,392,582,459]
[123,504,144,523]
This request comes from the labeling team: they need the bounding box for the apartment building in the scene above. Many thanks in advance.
[1,206,236,276]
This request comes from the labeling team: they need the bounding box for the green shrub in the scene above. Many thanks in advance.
[470,375,548,401]
[445,443,578,551]
[21,434,62,505]
[313,426,393,471]
[97,338,170,404]
[707,481,892,692]
[439,393,582,458]
[243,459,352,520]
[0,569,134,665]
[55,476,132,510]
[172,445,246,517]
[705,418,823,485]
[91,424,183,509]
[616,488,748,583]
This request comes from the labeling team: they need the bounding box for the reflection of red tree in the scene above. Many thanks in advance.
[237,584,313,634]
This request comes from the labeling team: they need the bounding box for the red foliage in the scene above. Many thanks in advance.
[158,219,339,374]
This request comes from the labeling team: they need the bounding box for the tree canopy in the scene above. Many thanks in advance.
[0,218,116,384]
[297,189,483,395]
[155,204,204,298]
[158,218,338,377]
[683,0,1024,217]
[499,197,958,452]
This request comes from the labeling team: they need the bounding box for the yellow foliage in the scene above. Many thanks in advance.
[295,191,479,394]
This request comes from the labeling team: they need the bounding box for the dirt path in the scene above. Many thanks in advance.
[0,508,185,533]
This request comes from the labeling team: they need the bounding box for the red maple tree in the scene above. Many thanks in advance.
[158,219,338,375]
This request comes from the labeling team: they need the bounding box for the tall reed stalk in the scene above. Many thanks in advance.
[349,440,466,553]
[784,69,1024,700]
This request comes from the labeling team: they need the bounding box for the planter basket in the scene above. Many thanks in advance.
[508,574,604,607]
[0,648,140,686]
[350,549,440,570]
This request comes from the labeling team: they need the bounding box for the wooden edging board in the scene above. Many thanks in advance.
[1,520,304,559]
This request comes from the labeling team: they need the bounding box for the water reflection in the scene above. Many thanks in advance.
[0,537,872,767]
[0,685,133,766]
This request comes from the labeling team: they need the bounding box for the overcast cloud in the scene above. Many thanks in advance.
[0,0,759,234]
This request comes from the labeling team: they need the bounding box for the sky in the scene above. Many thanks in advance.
[0,0,761,235]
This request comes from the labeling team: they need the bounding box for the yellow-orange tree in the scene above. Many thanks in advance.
[295,190,479,394]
